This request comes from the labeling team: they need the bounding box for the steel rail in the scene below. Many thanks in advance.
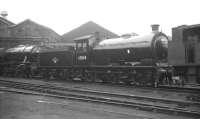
[0,80,200,118]
[0,79,199,106]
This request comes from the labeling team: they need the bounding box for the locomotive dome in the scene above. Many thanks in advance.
[94,32,168,50]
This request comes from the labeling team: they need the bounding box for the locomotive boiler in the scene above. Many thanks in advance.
[92,31,168,66]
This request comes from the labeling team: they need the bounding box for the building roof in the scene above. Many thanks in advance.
[173,24,200,30]
[184,24,200,30]
[61,21,119,43]
[0,36,47,41]
[0,17,15,26]
[11,19,60,35]
[9,19,60,42]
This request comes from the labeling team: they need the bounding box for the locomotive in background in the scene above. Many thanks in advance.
[0,24,169,86]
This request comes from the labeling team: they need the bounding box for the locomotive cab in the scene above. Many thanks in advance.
[74,34,98,65]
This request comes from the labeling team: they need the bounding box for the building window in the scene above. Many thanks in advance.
[185,44,195,63]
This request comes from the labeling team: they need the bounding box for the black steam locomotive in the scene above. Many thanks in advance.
[0,26,169,86]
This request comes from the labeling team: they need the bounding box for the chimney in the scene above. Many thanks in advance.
[1,11,8,19]
[94,31,100,41]
[151,24,160,32]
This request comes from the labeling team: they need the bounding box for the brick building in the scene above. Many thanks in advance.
[0,17,60,49]
[0,17,14,37]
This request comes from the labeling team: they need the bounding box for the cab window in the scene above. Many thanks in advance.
[76,40,88,52]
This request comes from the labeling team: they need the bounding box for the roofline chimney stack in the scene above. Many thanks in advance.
[1,11,8,19]
[151,24,159,32]
[94,31,100,41]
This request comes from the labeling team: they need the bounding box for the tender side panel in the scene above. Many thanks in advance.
[39,51,74,67]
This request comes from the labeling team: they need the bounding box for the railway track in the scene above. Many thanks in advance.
[0,79,200,118]
[91,81,200,94]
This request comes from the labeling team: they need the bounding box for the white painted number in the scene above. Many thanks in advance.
[78,56,87,60]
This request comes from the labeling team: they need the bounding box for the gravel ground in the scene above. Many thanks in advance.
[0,89,195,119]
[1,77,198,102]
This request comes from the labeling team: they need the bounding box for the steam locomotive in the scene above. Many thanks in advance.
[0,25,170,86]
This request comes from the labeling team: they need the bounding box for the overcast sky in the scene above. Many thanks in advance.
[1,0,200,36]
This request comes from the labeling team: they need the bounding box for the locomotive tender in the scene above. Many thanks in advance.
[0,25,169,86]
